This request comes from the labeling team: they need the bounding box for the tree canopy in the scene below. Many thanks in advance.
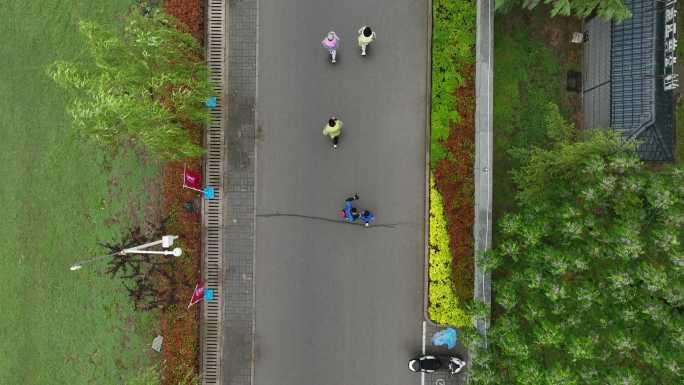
[495,0,632,23]
[469,126,684,385]
[48,9,212,160]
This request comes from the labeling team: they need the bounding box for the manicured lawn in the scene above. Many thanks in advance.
[0,1,161,384]
[492,7,582,227]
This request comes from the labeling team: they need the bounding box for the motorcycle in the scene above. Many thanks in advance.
[408,355,466,375]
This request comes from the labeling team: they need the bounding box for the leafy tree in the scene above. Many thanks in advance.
[100,219,193,311]
[542,102,575,145]
[48,8,212,159]
[495,0,631,23]
[468,130,684,385]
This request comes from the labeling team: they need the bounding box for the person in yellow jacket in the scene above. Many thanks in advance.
[357,26,376,56]
[322,116,343,148]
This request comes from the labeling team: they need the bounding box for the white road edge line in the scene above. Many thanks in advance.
[421,321,426,385]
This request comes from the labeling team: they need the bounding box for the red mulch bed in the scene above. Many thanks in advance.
[164,0,205,43]
[158,150,202,385]
[156,2,205,385]
[433,63,476,302]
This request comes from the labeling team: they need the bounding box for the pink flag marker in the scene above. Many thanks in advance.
[183,165,215,199]
[183,165,202,191]
[188,281,205,309]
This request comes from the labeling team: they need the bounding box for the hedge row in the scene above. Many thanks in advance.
[428,177,470,327]
[428,0,476,326]
[431,0,476,164]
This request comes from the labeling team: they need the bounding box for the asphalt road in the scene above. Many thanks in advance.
[254,1,430,384]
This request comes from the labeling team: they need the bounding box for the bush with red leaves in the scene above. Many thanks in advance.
[433,64,475,303]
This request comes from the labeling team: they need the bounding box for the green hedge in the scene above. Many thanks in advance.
[428,176,470,327]
[431,0,476,164]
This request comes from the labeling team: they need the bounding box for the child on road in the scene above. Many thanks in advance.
[342,194,360,222]
[359,210,375,227]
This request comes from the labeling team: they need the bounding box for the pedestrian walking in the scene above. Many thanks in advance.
[322,31,340,63]
[357,26,376,56]
[323,116,343,149]
[342,194,360,222]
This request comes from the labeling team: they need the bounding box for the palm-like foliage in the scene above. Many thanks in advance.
[48,9,213,159]
[495,0,631,23]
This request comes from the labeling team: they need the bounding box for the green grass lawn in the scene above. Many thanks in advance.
[0,1,161,384]
[492,8,581,228]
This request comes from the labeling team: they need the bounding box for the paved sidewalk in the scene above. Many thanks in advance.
[474,0,494,341]
[221,1,257,385]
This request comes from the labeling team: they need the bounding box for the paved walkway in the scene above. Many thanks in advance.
[221,1,257,385]
[216,0,483,384]
[253,1,429,384]
[474,0,494,342]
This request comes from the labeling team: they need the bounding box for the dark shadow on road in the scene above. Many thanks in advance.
[257,212,400,228]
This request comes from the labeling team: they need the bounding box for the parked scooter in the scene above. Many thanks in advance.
[408,355,466,375]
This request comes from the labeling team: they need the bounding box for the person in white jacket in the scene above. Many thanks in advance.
[357,26,376,56]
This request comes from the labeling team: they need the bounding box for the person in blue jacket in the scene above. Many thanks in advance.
[359,210,375,227]
[343,194,360,222]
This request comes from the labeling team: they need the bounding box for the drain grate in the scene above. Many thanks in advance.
[202,1,225,385]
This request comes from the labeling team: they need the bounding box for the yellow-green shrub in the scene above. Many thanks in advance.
[428,176,470,326]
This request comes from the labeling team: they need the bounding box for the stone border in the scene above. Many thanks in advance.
[423,0,438,327]
[473,0,493,344]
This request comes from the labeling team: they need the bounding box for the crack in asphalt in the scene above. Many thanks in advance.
[256,212,400,228]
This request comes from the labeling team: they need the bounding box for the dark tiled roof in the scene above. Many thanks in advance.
[583,0,675,161]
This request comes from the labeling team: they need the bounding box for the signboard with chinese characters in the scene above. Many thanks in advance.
[664,0,679,91]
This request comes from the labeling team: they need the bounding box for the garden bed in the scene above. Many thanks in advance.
[155,2,205,384]
[433,64,475,303]
[163,0,204,43]
[427,0,476,326]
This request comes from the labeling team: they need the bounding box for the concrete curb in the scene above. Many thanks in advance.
[423,0,441,328]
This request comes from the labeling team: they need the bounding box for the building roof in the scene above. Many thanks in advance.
[583,16,612,130]
[582,0,674,161]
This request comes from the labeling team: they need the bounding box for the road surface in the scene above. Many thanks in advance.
[255,1,430,384]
